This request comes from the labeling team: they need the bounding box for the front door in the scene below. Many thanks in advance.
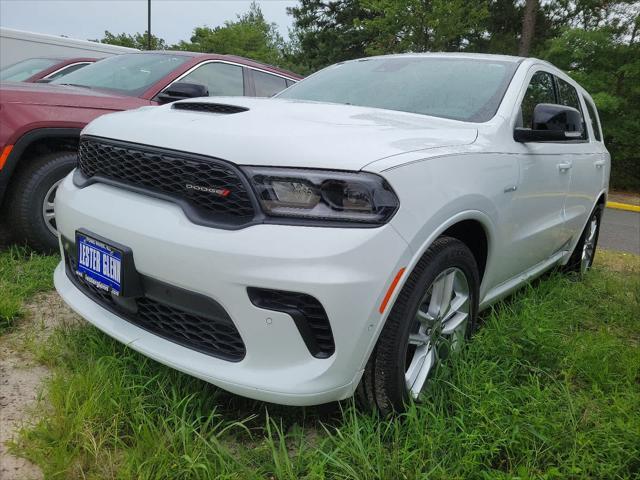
[499,69,572,280]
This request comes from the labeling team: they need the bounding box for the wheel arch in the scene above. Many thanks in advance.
[402,210,495,291]
[441,219,489,285]
[0,127,81,206]
[561,188,608,266]
[357,210,495,377]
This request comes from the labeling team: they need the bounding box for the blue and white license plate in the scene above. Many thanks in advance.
[76,232,122,295]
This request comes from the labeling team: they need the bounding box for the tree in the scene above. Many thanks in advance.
[519,0,539,56]
[358,0,490,54]
[174,2,287,68]
[288,0,490,70]
[93,31,167,50]
[287,0,380,72]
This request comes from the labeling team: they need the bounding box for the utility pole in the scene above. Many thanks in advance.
[147,0,151,50]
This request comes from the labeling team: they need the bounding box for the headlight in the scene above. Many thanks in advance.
[241,167,399,225]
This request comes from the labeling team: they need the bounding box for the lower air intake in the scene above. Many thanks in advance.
[247,287,335,358]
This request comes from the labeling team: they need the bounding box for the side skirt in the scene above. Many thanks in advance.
[479,249,570,311]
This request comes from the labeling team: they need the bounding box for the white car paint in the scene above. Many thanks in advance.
[54,53,609,405]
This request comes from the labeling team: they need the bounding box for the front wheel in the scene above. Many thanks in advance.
[356,237,479,414]
[7,151,77,253]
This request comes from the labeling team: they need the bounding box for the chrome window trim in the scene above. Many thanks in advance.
[42,62,92,79]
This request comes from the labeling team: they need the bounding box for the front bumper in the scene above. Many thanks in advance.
[54,173,411,405]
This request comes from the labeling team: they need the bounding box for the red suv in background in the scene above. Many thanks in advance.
[0,57,97,83]
[0,51,301,251]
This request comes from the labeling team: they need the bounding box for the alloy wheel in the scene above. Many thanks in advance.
[580,215,599,274]
[404,267,470,399]
[42,179,62,236]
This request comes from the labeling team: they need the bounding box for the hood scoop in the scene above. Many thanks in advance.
[172,102,249,114]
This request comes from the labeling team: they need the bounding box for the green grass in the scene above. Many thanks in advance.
[7,251,640,479]
[0,245,60,333]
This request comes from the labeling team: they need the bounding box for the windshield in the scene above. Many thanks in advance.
[50,53,190,96]
[278,56,518,122]
[0,58,59,82]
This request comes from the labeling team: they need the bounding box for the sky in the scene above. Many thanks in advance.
[0,0,298,45]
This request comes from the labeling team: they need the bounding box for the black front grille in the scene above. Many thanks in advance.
[173,102,249,114]
[77,137,256,228]
[64,243,246,362]
[247,288,335,358]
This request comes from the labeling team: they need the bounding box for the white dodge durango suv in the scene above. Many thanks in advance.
[54,53,609,413]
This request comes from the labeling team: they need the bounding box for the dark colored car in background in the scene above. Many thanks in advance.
[0,57,97,83]
[0,51,302,251]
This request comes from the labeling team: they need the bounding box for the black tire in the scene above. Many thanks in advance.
[356,237,480,415]
[564,204,604,275]
[6,151,77,253]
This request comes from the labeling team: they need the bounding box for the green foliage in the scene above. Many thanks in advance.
[94,30,167,50]
[286,0,381,73]
[358,0,490,54]
[11,252,640,478]
[173,2,288,69]
[0,246,59,333]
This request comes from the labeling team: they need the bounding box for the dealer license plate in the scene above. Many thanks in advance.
[76,232,122,296]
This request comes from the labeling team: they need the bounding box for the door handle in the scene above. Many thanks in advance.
[594,160,606,169]
[557,162,572,173]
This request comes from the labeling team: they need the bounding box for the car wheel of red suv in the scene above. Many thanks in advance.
[7,151,77,253]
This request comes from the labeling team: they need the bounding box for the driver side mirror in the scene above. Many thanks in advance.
[514,103,584,142]
[157,82,209,104]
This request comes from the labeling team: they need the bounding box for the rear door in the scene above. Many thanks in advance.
[562,88,608,237]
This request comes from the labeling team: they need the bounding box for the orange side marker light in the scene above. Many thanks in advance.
[0,145,13,170]
[379,267,406,314]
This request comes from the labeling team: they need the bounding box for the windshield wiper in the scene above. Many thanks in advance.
[57,83,92,89]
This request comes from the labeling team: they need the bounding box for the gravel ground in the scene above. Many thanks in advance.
[0,292,79,480]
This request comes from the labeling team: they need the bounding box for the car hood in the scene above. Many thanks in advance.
[0,81,149,111]
[83,97,479,170]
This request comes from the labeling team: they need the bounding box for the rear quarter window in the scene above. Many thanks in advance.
[556,77,587,140]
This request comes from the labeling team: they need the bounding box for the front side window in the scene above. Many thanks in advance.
[278,57,518,122]
[50,53,190,96]
[584,96,602,141]
[0,58,59,81]
[520,71,555,128]
[253,70,288,97]
[180,62,244,97]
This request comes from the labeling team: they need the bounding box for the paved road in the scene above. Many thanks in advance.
[600,208,640,254]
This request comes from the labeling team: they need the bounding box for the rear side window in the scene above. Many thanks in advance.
[253,70,288,97]
[584,97,602,141]
[180,62,244,97]
[556,78,586,139]
[521,71,555,128]
[556,78,581,111]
